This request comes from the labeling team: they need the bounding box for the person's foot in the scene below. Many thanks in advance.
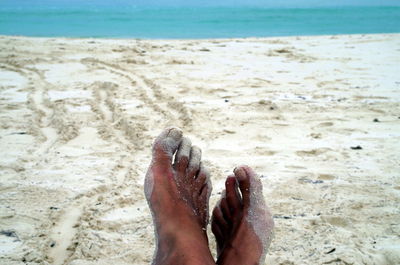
[144,127,214,265]
[211,165,274,265]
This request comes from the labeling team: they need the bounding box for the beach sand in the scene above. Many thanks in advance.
[0,34,399,265]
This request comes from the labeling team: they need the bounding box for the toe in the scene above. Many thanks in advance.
[242,165,263,194]
[197,166,212,225]
[212,204,229,236]
[225,175,242,214]
[199,183,211,226]
[211,214,225,254]
[234,165,251,208]
[220,196,232,222]
[173,137,192,176]
[187,146,202,178]
[193,163,208,194]
[151,127,183,172]
[199,180,212,202]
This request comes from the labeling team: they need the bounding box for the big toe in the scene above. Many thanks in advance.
[234,166,275,254]
[152,127,183,170]
[234,165,262,208]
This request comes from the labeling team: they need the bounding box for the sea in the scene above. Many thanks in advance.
[0,4,399,39]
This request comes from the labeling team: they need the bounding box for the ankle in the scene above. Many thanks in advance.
[154,228,214,265]
[218,248,261,265]
[217,237,263,265]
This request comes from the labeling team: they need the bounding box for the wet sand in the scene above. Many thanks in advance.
[0,34,399,264]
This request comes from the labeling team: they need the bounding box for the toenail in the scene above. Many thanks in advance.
[166,127,182,138]
[234,167,245,176]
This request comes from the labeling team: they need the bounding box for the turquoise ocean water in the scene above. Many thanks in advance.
[0,5,399,38]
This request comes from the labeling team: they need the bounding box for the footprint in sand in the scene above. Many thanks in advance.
[296,148,332,157]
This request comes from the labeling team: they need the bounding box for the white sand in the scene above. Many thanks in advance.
[0,34,399,264]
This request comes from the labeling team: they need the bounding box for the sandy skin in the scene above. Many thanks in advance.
[212,166,275,265]
[144,127,214,265]
[144,127,274,265]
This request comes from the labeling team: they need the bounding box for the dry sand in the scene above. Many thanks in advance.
[0,34,399,265]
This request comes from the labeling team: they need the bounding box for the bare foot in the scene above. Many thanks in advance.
[144,127,214,265]
[211,165,274,265]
